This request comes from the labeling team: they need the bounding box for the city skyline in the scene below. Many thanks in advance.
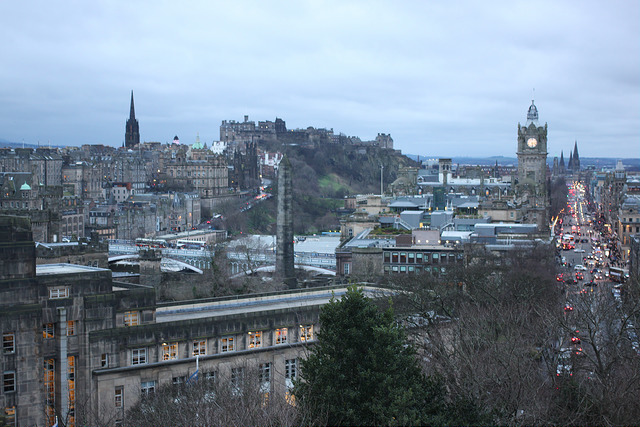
[0,1,638,158]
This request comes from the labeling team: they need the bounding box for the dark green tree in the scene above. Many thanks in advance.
[294,285,446,426]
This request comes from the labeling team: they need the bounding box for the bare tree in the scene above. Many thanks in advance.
[389,244,563,425]
[551,284,640,425]
[124,365,304,427]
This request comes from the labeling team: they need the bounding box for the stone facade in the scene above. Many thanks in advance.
[1,215,340,427]
[618,196,640,261]
[276,156,295,288]
[516,100,549,230]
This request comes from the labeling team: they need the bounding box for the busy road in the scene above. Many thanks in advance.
[553,181,637,379]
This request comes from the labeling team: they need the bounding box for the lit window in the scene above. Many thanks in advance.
[2,333,15,354]
[67,320,76,336]
[3,371,15,393]
[192,340,206,356]
[114,386,123,407]
[141,381,156,395]
[4,407,15,426]
[43,323,54,339]
[162,343,178,361]
[221,336,234,352]
[132,348,147,365]
[123,311,139,326]
[275,328,288,345]
[300,325,313,342]
[68,356,76,425]
[248,331,262,348]
[49,286,69,299]
[101,353,108,368]
[44,359,55,424]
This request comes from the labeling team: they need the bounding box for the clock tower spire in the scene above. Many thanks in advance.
[516,100,549,230]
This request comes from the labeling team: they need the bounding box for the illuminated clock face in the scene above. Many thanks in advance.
[527,137,538,148]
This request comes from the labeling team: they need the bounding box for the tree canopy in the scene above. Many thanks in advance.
[294,285,448,426]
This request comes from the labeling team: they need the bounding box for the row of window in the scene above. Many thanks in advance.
[128,326,313,366]
[383,251,461,264]
[0,201,30,208]
[115,359,298,408]
[384,265,448,274]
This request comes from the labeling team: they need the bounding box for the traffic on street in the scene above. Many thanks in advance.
[553,181,637,380]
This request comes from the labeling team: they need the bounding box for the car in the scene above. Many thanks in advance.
[575,272,584,281]
[571,336,581,344]
[556,349,573,376]
[556,363,573,376]
[574,249,586,253]
[574,264,587,271]
[556,273,564,282]
[564,278,577,285]
[564,304,574,312]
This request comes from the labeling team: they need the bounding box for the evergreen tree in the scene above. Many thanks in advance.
[294,285,446,426]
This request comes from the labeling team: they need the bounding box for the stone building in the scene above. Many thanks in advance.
[0,147,63,188]
[516,100,549,230]
[163,146,228,199]
[35,236,109,268]
[3,215,387,427]
[600,161,628,226]
[618,195,640,261]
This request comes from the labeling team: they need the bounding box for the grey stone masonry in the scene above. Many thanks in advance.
[276,155,295,288]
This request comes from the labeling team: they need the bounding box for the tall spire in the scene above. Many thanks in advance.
[125,90,140,149]
[129,90,136,119]
[526,100,538,125]
[572,140,580,171]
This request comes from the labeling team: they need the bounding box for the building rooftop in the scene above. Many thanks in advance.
[36,263,110,276]
[156,286,392,323]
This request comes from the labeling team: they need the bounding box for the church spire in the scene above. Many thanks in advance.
[129,90,136,119]
[572,140,580,171]
[125,90,140,149]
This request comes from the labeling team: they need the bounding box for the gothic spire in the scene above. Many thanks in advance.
[129,90,136,119]
[125,91,140,149]
[568,150,573,170]
[572,140,580,171]
[559,150,565,167]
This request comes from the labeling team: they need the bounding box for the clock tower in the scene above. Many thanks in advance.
[516,100,549,229]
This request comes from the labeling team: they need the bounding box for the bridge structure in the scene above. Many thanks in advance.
[108,238,337,274]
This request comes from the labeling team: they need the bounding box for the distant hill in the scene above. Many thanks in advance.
[405,154,640,170]
[0,139,62,149]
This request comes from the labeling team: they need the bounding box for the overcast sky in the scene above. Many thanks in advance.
[1,1,638,158]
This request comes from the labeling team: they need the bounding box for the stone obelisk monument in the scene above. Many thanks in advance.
[276,155,296,288]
